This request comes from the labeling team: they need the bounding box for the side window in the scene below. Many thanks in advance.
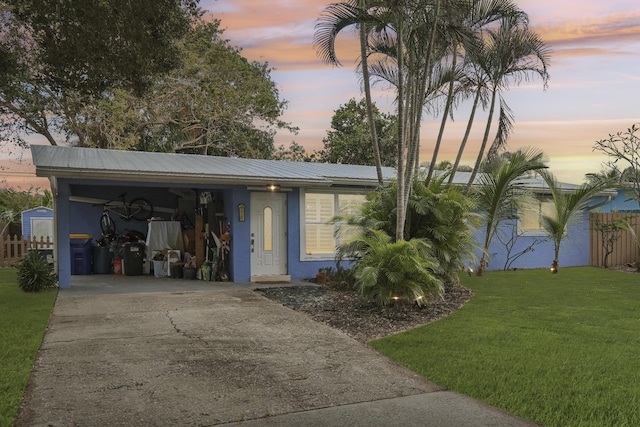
[520,198,555,233]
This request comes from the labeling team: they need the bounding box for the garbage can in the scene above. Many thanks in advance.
[70,234,92,275]
[93,246,112,274]
[123,242,145,276]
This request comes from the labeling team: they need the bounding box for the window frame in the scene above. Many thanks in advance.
[518,196,555,237]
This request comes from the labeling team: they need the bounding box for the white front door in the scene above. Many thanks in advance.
[250,192,287,277]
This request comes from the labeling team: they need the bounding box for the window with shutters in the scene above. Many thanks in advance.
[301,191,366,260]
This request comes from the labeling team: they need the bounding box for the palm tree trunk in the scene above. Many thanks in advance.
[477,231,492,276]
[395,11,406,242]
[400,0,440,238]
[448,87,480,185]
[359,0,383,186]
[427,47,457,183]
[466,88,497,191]
[552,241,560,273]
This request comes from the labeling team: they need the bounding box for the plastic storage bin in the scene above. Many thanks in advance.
[123,242,145,276]
[70,234,92,275]
[93,246,112,274]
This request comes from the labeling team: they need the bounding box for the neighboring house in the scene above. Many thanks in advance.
[21,206,54,242]
[591,187,640,213]
[31,145,611,288]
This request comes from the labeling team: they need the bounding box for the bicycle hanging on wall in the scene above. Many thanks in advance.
[99,193,154,235]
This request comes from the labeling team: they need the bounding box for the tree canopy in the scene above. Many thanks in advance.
[1,0,200,96]
[317,98,397,167]
[0,0,200,147]
[77,20,295,157]
[593,123,640,203]
[1,5,293,157]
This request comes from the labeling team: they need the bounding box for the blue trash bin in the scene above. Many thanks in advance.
[70,234,92,275]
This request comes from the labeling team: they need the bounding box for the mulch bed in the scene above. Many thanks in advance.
[257,284,474,343]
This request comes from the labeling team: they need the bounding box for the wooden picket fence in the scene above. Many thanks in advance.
[590,213,640,268]
[0,235,54,267]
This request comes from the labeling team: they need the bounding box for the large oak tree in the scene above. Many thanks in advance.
[0,0,200,147]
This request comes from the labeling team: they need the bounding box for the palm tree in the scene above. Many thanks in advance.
[447,57,488,185]
[315,1,532,242]
[426,0,524,184]
[474,147,547,275]
[465,15,551,190]
[540,171,615,273]
[314,0,386,184]
[316,0,441,241]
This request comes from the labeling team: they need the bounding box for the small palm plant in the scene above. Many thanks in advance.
[474,148,548,275]
[341,229,443,307]
[17,250,58,292]
[540,170,615,273]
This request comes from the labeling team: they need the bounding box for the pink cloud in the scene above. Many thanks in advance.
[534,12,640,49]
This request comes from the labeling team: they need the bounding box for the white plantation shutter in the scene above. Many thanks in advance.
[305,193,335,254]
[303,192,366,256]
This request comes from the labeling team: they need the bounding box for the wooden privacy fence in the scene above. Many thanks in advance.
[590,213,640,268]
[1,235,54,267]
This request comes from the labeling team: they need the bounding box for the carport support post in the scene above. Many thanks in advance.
[55,181,72,288]
[228,190,251,282]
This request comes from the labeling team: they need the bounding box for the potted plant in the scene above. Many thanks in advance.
[316,267,332,284]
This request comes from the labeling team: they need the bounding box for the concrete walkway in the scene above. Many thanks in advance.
[15,275,539,426]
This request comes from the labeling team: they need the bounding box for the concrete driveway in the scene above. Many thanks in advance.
[15,278,538,426]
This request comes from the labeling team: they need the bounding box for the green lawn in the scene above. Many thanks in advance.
[0,268,57,427]
[371,267,640,427]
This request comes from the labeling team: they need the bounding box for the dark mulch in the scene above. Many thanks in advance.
[257,284,474,343]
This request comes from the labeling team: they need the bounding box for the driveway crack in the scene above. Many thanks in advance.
[165,311,208,345]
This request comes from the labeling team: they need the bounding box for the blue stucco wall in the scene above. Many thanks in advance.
[56,182,72,288]
[228,189,251,282]
[55,176,593,288]
[472,210,591,271]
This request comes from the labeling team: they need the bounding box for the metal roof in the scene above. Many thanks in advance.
[31,146,608,196]
[31,145,397,187]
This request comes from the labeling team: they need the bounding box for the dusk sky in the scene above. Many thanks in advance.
[3,0,639,189]
[205,0,640,183]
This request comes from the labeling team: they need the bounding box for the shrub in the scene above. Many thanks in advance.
[17,250,58,292]
[348,229,443,306]
[353,174,478,287]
